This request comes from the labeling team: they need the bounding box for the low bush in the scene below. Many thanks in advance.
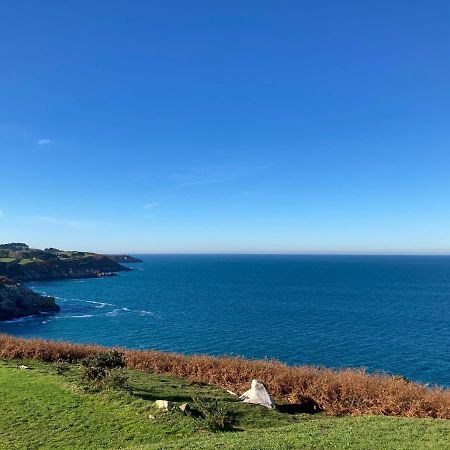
[0,334,449,419]
[81,350,128,391]
[101,368,132,393]
[53,359,70,375]
[192,397,234,432]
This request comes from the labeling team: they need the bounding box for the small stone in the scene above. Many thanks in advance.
[154,400,174,411]
[19,365,30,370]
[239,379,275,409]
[148,414,155,419]
[179,403,191,415]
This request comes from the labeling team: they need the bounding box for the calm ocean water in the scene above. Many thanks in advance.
[1,255,449,386]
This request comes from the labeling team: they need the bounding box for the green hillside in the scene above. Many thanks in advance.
[0,359,448,450]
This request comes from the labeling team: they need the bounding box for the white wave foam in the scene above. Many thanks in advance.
[105,309,120,317]
[71,314,94,318]
[86,300,113,308]
[70,299,113,308]
[2,315,35,324]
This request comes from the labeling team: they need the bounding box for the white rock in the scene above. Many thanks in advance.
[154,400,174,411]
[19,365,30,370]
[239,379,275,409]
[179,403,191,415]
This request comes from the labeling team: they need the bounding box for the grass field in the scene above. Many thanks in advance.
[0,257,36,264]
[18,259,35,265]
[0,358,448,449]
[0,258,15,263]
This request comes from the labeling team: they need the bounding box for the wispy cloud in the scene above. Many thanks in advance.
[37,138,52,145]
[144,202,159,209]
[172,164,272,188]
[177,177,227,188]
[29,215,100,231]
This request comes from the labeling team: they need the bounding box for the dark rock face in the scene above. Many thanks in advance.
[0,282,60,321]
[0,255,130,283]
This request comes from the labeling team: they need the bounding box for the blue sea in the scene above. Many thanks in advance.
[1,255,449,386]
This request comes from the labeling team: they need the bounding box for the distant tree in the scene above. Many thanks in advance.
[0,243,29,251]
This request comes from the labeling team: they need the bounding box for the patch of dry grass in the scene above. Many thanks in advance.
[0,334,448,418]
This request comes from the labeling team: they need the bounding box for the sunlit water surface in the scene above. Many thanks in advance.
[2,255,449,386]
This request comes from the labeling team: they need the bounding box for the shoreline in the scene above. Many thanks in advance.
[0,244,139,322]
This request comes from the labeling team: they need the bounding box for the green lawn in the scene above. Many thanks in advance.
[0,359,448,450]
[0,257,37,264]
[18,258,36,265]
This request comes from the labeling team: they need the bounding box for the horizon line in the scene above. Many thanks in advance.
[11,243,450,256]
[122,251,450,256]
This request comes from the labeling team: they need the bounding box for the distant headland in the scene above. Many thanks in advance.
[0,243,141,321]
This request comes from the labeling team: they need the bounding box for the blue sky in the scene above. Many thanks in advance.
[1,1,450,253]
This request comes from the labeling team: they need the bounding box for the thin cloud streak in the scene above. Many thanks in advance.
[28,215,101,231]
[173,164,272,188]
[37,138,52,145]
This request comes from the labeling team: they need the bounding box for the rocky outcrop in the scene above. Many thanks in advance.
[0,280,60,321]
[154,400,174,411]
[179,403,192,415]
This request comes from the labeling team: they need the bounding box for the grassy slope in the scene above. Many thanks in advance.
[0,359,448,450]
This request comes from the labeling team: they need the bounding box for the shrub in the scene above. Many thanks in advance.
[53,359,70,375]
[192,397,234,432]
[87,350,126,371]
[102,368,132,393]
[81,350,126,385]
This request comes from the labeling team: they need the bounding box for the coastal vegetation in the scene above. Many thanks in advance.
[0,335,448,420]
[0,243,131,283]
[0,355,448,449]
[1,245,448,447]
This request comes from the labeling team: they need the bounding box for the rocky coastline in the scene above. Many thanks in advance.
[0,278,60,321]
[0,255,130,283]
[0,243,136,321]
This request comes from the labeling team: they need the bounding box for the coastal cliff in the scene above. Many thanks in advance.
[0,243,131,283]
[0,278,60,321]
[0,254,130,283]
[0,243,134,321]
[106,254,143,263]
